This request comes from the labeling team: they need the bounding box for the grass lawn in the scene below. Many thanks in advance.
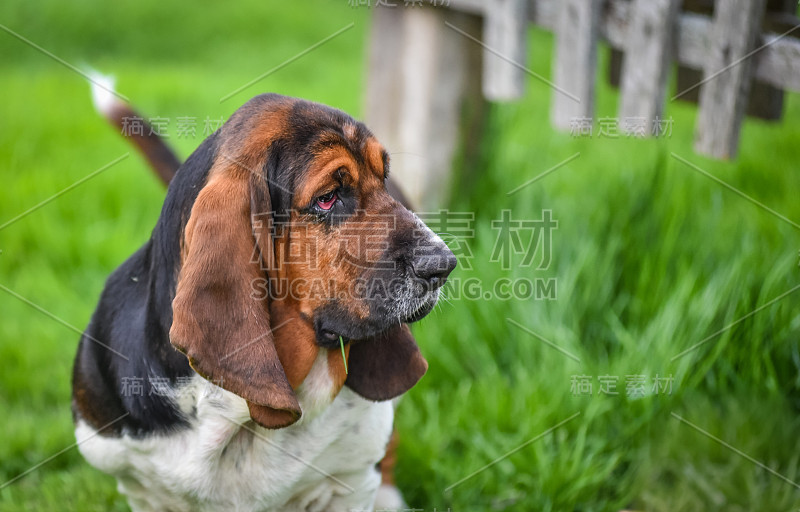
[1,1,799,510]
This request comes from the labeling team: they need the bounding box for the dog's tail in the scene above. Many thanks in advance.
[89,72,180,186]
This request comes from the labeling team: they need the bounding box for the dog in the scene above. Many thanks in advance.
[71,79,456,511]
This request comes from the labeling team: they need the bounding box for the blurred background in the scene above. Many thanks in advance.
[1,0,800,510]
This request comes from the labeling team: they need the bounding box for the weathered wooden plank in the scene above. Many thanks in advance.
[482,0,528,100]
[674,1,797,120]
[695,0,766,159]
[528,0,558,28]
[618,0,681,133]
[365,6,484,209]
[753,31,800,91]
[550,0,601,130]
[677,67,786,120]
[365,6,404,154]
[673,13,710,70]
[531,0,800,93]
[596,0,631,48]
[443,0,484,15]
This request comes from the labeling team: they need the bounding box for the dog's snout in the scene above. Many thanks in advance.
[411,243,457,289]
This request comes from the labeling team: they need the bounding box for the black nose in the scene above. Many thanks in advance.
[411,245,457,290]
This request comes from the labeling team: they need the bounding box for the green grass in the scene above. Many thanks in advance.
[1,2,799,510]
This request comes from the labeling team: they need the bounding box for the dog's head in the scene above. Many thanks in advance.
[168,94,456,429]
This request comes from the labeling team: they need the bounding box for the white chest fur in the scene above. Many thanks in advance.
[75,353,394,512]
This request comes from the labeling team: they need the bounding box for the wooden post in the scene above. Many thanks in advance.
[551,0,602,131]
[364,7,404,159]
[365,6,484,209]
[694,0,766,159]
[364,0,800,174]
[482,0,528,100]
[618,0,681,134]
[674,0,796,121]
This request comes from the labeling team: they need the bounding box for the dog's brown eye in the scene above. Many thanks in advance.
[315,190,337,211]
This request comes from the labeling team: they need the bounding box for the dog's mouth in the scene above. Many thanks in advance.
[400,291,438,324]
[314,289,440,349]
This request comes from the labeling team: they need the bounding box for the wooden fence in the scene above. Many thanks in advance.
[364,0,800,208]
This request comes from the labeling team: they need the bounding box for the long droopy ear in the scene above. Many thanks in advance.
[345,324,428,401]
[169,167,301,429]
[342,176,429,401]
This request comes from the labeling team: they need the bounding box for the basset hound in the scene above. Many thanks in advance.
[72,84,456,511]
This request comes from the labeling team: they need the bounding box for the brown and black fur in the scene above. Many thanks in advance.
[72,94,455,492]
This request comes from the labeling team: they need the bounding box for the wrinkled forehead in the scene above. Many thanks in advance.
[283,102,390,207]
[220,95,390,212]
